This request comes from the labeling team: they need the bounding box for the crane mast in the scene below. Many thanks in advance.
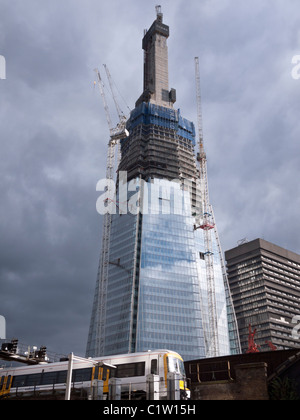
[194,57,241,356]
[194,57,219,357]
[88,66,128,356]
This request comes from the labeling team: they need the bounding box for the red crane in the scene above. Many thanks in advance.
[265,341,277,351]
[246,324,260,353]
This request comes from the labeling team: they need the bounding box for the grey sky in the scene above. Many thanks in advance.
[0,0,299,356]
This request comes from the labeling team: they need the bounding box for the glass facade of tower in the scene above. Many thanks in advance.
[87,101,241,360]
[103,210,139,356]
[136,180,206,360]
[100,179,208,361]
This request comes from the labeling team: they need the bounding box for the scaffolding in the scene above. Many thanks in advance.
[128,102,195,144]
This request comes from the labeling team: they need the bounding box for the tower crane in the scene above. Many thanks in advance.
[194,57,241,356]
[103,64,128,130]
[87,66,129,357]
[94,67,129,142]
[194,57,219,357]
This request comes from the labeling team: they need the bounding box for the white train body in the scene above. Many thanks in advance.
[0,349,189,400]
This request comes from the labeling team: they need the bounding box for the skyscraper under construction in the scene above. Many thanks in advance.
[86,7,240,361]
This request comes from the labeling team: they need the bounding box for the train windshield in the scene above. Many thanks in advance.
[167,356,186,377]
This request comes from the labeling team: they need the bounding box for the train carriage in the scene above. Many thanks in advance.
[0,350,189,400]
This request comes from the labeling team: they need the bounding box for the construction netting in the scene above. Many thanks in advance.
[127,102,196,145]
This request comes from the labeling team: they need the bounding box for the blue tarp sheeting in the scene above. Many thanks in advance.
[127,102,196,145]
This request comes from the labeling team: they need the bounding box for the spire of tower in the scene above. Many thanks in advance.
[156,5,163,22]
[135,6,176,108]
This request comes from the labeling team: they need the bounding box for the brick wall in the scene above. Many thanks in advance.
[191,362,269,400]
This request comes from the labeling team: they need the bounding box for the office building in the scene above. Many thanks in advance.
[225,238,300,353]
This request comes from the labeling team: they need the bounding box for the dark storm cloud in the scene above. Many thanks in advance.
[183,1,300,254]
[0,0,299,356]
[0,0,107,354]
[1,1,90,88]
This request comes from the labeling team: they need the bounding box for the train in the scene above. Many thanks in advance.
[0,349,190,400]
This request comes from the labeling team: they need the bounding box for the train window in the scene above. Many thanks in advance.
[151,359,158,375]
[102,367,108,382]
[5,376,11,390]
[26,373,42,387]
[95,366,108,382]
[41,371,57,386]
[72,368,92,383]
[112,362,145,378]
[12,375,26,388]
[0,376,4,389]
[57,370,68,384]
[167,357,185,377]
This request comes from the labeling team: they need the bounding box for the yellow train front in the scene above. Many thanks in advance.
[0,349,189,400]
